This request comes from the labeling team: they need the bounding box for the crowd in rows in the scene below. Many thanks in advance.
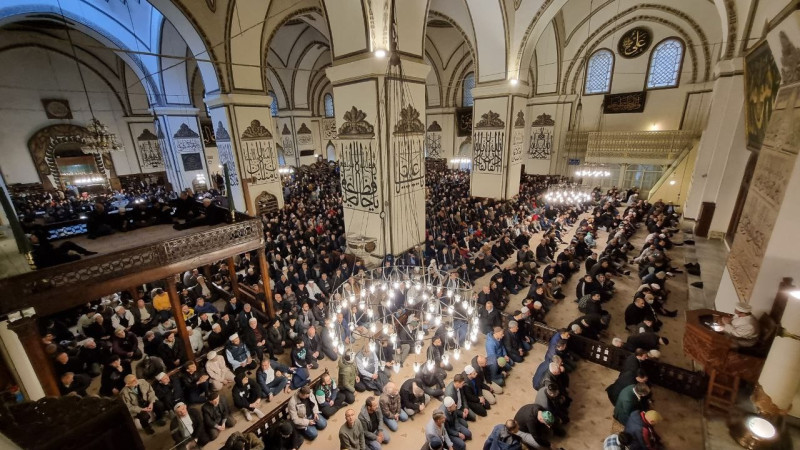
[41,163,683,450]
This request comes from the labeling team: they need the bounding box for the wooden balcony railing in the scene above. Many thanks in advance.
[0,218,264,316]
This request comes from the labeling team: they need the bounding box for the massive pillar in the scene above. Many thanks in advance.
[683,59,749,233]
[756,294,800,413]
[152,107,211,194]
[470,84,529,199]
[325,57,429,259]
[273,111,326,167]
[205,93,284,215]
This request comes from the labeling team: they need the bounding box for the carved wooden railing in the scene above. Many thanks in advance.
[243,369,329,440]
[0,218,264,316]
[531,322,708,398]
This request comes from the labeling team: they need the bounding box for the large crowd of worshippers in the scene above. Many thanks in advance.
[41,162,684,450]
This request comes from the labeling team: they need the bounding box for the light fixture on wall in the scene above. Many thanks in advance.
[509,78,519,86]
[374,49,387,58]
[57,0,123,155]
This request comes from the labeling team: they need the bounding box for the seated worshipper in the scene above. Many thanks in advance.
[484,419,524,450]
[173,197,228,230]
[205,350,235,391]
[242,317,270,361]
[532,359,571,408]
[152,288,172,322]
[577,292,608,317]
[302,326,323,369]
[288,385,327,440]
[256,358,291,400]
[154,371,185,412]
[112,327,144,366]
[291,337,316,373]
[486,327,513,386]
[226,333,258,373]
[142,331,163,359]
[339,351,361,403]
[53,352,87,379]
[28,230,97,268]
[186,326,204,355]
[568,313,609,340]
[340,408,367,450]
[111,306,136,333]
[266,318,287,355]
[722,302,760,348]
[86,201,116,239]
[120,374,165,435]
[202,392,237,442]
[100,355,130,396]
[159,331,186,370]
[625,297,657,333]
[170,402,210,448]
[131,299,158,335]
[624,410,663,450]
[316,371,348,418]
[415,361,446,400]
[478,300,503,335]
[232,372,265,421]
[446,373,481,420]
[613,383,652,426]
[606,368,648,405]
[380,336,402,374]
[534,384,569,434]
[624,332,669,352]
[380,382,409,431]
[400,378,431,418]
[428,336,453,375]
[178,361,211,404]
[462,364,494,411]
[357,344,389,395]
[513,403,556,450]
[193,297,218,316]
[321,317,341,362]
[359,396,389,449]
[425,410,454,450]
[603,432,634,450]
[471,354,503,397]
[59,372,90,397]
[439,396,471,450]
[269,420,305,450]
[297,302,317,334]
[503,321,528,363]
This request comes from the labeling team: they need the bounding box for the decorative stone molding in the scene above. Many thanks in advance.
[514,111,525,128]
[779,31,800,85]
[338,106,375,137]
[531,113,555,126]
[475,110,505,129]
[427,121,442,132]
[241,120,273,139]
[393,106,425,134]
[297,123,312,134]
[214,121,231,142]
[173,123,200,139]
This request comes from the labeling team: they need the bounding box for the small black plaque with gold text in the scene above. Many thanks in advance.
[603,91,647,114]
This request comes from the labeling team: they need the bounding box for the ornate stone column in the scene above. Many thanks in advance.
[469,84,529,199]
[205,93,284,215]
[325,56,429,259]
[7,316,60,398]
[152,107,210,193]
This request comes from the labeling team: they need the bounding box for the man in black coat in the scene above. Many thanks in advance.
[202,392,237,441]
[170,402,210,447]
[513,403,556,449]
[624,332,669,352]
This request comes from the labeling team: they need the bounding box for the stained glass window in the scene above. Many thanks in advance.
[269,91,279,117]
[462,72,475,107]
[646,39,683,89]
[584,49,613,94]
[324,93,334,118]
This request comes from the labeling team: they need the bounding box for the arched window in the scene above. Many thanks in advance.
[269,91,279,117]
[646,38,684,89]
[584,49,614,95]
[324,93,334,117]
[462,72,475,107]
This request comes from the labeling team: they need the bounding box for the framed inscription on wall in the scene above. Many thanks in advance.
[618,27,651,58]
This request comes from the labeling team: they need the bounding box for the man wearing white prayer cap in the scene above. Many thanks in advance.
[722,302,760,347]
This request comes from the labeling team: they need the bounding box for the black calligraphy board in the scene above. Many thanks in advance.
[617,27,651,59]
[456,107,473,137]
[181,153,204,171]
[603,91,647,114]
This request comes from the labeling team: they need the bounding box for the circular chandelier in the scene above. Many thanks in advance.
[574,167,611,177]
[543,185,592,205]
[326,265,478,373]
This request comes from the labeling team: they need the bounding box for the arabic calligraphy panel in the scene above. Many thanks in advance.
[617,27,652,59]
[339,140,380,212]
[473,130,504,173]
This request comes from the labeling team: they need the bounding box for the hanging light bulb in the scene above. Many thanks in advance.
[415,343,422,354]
[428,304,435,313]
[442,353,450,366]
[382,324,390,335]
[446,327,454,338]
[416,331,425,341]
[369,284,376,294]
[359,301,366,310]
[465,341,471,350]
[367,309,374,318]
[369,323,377,333]
[453,349,461,360]
[455,294,461,302]
[381,283,387,291]
[389,333,397,344]
[349,295,356,303]
[467,306,474,315]
[337,343,345,354]
[434,316,442,326]
[413,362,421,373]
[408,296,415,305]
[470,333,478,342]
[425,312,432,321]
[360,290,367,297]
[447,305,455,315]
[393,281,400,289]
[393,363,401,373]
[368,341,376,352]
[336,306,342,314]
[446,290,453,298]
[426,360,435,371]
[349,322,355,330]
[405,280,411,289]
